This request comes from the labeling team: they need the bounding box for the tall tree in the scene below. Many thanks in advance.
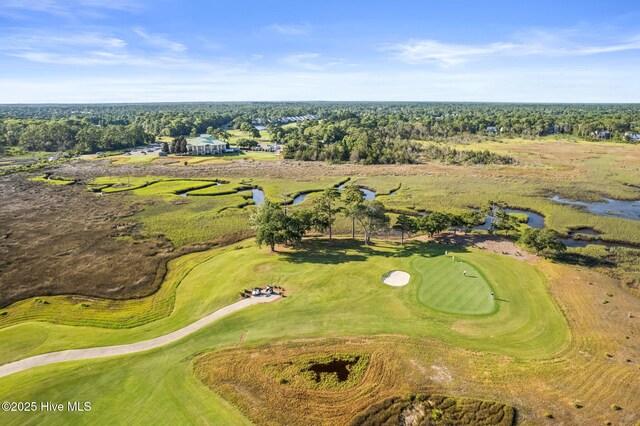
[493,209,520,235]
[354,200,390,245]
[341,184,365,238]
[460,210,485,234]
[312,187,341,240]
[393,214,417,245]
[249,200,287,252]
[418,212,450,237]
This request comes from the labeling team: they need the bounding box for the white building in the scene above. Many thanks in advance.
[186,134,227,155]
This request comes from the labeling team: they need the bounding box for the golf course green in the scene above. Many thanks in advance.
[0,239,570,425]
[416,255,495,315]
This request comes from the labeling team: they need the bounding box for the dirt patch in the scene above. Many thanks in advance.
[0,175,174,308]
[416,233,538,263]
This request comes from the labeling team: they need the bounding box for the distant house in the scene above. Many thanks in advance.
[257,142,283,153]
[486,126,498,133]
[625,132,640,142]
[591,130,611,139]
[186,134,227,155]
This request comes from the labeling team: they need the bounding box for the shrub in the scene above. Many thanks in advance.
[430,408,443,421]
[610,404,621,411]
[544,412,554,419]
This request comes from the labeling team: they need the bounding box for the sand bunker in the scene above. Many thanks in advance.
[381,270,410,286]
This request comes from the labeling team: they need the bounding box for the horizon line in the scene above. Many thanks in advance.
[2,100,640,106]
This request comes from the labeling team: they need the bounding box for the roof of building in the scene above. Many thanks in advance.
[187,134,226,147]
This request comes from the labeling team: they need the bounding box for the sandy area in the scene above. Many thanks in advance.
[382,270,411,286]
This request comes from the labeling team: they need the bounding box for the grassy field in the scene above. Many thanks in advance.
[3,137,639,424]
[0,241,569,424]
[0,238,638,425]
[0,239,569,361]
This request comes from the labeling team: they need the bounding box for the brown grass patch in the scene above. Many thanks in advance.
[194,338,516,426]
[0,176,174,307]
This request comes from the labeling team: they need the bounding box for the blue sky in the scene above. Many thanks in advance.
[0,0,639,103]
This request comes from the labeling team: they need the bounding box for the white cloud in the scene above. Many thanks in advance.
[0,0,142,18]
[266,23,311,36]
[282,53,343,71]
[133,27,186,52]
[2,66,639,103]
[0,28,193,67]
[0,33,127,50]
[385,31,640,66]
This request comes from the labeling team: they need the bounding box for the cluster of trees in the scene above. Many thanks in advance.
[236,138,259,149]
[250,185,391,250]
[519,228,566,256]
[161,136,188,154]
[0,118,154,154]
[3,102,638,156]
[250,192,567,257]
[422,145,516,165]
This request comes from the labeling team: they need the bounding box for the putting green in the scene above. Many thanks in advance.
[415,256,495,315]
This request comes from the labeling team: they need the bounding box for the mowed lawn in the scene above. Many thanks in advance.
[416,256,495,315]
[0,239,570,424]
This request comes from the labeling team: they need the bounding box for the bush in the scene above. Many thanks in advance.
[610,404,621,411]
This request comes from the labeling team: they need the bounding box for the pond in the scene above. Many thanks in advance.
[550,195,640,221]
[239,188,265,205]
[292,193,308,205]
[337,184,376,200]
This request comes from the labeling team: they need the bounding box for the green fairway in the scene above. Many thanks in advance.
[416,256,495,315]
[0,240,568,362]
[0,239,571,425]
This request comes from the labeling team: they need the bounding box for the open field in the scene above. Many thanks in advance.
[1,136,639,425]
[0,239,569,360]
[0,176,174,308]
[0,238,637,425]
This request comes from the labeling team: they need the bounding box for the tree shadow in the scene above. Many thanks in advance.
[281,238,471,264]
[554,252,616,268]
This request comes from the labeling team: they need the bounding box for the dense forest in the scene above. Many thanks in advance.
[1,102,638,160]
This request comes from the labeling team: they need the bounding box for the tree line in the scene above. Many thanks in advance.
[3,102,637,157]
[249,187,567,256]
[0,118,154,154]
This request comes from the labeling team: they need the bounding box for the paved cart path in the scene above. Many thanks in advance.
[0,295,280,379]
